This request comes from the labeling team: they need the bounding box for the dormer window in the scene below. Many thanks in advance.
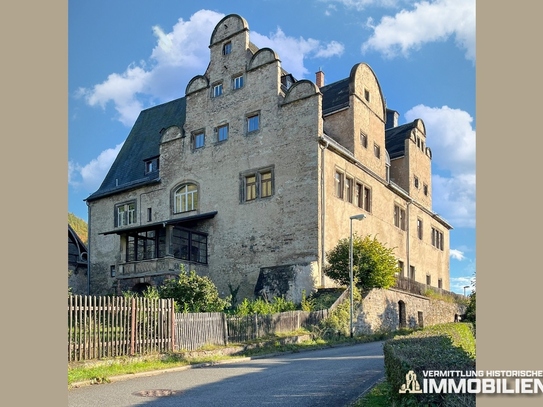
[144,157,159,174]
[223,41,232,55]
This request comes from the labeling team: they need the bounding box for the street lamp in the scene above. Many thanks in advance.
[463,285,470,296]
[349,213,366,338]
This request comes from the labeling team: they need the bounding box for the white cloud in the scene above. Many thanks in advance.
[450,249,465,261]
[69,143,124,192]
[450,275,474,295]
[251,28,344,79]
[77,10,344,126]
[362,0,475,62]
[404,105,475,228]
[322,0,399,11]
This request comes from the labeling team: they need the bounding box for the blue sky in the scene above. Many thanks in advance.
[68,0,476,295]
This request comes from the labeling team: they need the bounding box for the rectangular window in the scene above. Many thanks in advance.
[363,186,371,212]
[126,228,167,262]
[212,83,223,97]
[241,167,274,202]
[218,124,229,142]
[374,143,381,159]
[247,113,260,132]
[398,260,404,278]
[233,75,244,90]
[438,278,443,289]
[335,171,344,199]
[364,88,370,102]
[423,184,429,196]
[426,275,431,286]
[360,132,367,148]
[355,182,362,207]
[194,132,205,149]
[409,266,415,280]
[116,202,136,227]
[144,157,159,174]
[147,208,152,222]
[245,175,257,201]
[417,218,423,240]
[431,227,444,250]
[345,177,353,203]
[394,204,406,231]
[110,265,116,278]
[171,227,207,264]
[223,41,232,55]
[414,176,419,189]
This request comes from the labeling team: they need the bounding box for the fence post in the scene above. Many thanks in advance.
[130,297,136,356]
[170,299,176,352]
[222,313,229,346]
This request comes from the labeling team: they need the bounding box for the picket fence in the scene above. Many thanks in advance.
[68,295,332,362]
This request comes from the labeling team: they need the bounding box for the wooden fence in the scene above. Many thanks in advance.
[68,295,175,362]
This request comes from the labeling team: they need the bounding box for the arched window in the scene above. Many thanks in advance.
[174,183,198,213]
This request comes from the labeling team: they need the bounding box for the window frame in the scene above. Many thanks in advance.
[126,228,167,262]
[232,74,244,90]
[144,157,159,174]
[360,132,368,148]
[115,201,137,227]
[173,183,199,214]
[335,171,344,199]
[431,227,444,251]
[374,143,381,159]
[223,41,232,55]
[240,166,275,203]
[171,227,208,264]
[193,131,205,149]
[217,124,229,142]
[246,112,260,133]
[212,82,223,98]
[394,204,406,231]
[417,218,423,240]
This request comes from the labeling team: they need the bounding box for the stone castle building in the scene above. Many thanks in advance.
[85,14,452,302]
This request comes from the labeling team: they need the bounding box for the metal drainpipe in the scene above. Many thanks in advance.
[319,137,329,287]
[86,201,91,295]
[406,199,413,286]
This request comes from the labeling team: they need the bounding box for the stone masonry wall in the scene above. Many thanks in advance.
[353,288,466,335]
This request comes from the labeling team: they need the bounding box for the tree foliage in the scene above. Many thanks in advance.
[323,234,399,293]
[68,212,88,245]
[156,267,230,313]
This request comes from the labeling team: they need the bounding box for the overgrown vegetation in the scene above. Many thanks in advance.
[125,266,231,312]
[383,322,476,406]
[324,234,398,293]
[68,212,88,245]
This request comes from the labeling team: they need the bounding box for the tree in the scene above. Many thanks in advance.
[157,266,230,313]
[323,234,399,293]
[464,273,476,324]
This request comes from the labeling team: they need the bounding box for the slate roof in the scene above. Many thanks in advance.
[86,97,186,202]
[320,77,350,115]
[385,121,417,160]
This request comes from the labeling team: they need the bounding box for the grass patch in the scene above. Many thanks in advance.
[350,380,391,407]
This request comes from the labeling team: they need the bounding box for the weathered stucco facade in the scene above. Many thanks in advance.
[86,14,452,303]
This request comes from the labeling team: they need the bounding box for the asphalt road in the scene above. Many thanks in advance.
[68,341,385,407]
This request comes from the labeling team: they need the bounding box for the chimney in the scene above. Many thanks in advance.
[316,70,324,88]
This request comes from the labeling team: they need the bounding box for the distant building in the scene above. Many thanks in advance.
[68,224,88,294]
[86,14,452,301]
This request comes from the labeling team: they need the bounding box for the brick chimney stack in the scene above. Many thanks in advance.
[316,70,324,88]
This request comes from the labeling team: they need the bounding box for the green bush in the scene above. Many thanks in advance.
[231,296,297,316]
[383,323,476,406]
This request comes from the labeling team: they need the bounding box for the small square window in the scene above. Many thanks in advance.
[360,132,367,148]
[223,41,232,55]
[374,143,381,159]
[414,176,419,189]
[144,157,159,174]
[212,83,223,98]
[194,132,205,149]
[233,75,244,90]
[247,114,260,132]
[218,124,229,142]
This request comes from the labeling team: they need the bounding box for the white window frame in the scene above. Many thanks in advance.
[174,183,198,213]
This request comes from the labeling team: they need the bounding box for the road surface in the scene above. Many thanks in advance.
[68,341,385,407]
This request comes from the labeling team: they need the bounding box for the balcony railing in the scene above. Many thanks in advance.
[392,275,466,302]
[118,256,206,278]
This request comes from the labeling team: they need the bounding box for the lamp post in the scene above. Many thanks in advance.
[463,285,470,296]
[349,213,366,338]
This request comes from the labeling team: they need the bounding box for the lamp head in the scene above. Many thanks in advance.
[350,214,366,221]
